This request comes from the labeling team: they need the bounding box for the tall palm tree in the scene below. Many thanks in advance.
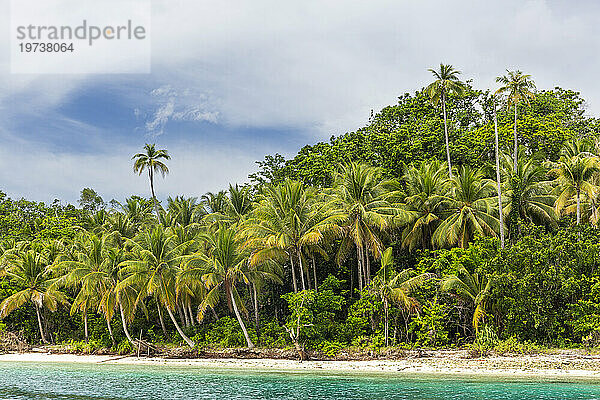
[426,63,467,178]
[181,227,279,348]
[132,144,170,222]
[495,70,536,171]
[401,160,449,251]
[433,166,499,248]
[441,266,491,334]
[0,249,68,343]
[492,96,505,248]
[118,225,195,347]
[549,154,600,225]
[244,180,335,293]
[327,163,408,292]
[370,248,432,346]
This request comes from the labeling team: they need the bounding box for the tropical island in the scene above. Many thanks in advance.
[1,66,600,376]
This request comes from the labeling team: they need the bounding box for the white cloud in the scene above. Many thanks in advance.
[140,85,219,137]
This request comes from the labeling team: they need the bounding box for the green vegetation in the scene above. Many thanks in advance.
[2,67,600,357]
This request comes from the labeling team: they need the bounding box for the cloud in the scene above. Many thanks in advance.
[137,85,219,137]
[2,0,600,202]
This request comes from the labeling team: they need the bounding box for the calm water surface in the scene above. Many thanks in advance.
[0,361,599,399]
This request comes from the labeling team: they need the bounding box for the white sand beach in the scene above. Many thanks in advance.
[1,351,600,380]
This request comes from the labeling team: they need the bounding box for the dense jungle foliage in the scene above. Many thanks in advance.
[2,67,600,355]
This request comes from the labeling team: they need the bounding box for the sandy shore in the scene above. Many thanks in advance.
[1,351,600,380]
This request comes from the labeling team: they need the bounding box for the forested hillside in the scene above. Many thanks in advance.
[2,68,600,356]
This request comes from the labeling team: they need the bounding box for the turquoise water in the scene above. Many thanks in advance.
[0,362,599,399]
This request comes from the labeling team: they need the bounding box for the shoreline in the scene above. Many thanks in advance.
[2,352,600,381]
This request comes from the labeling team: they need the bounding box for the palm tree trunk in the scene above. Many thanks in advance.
[83,311,88,343]
[156,302,168,336]
[289,255,298,293]
[187,303,196,326]
[493,98,505,248]
[149,169,161,224]
[165,306,195,347]
[513,103,518,172]
[297,249,306,291]
[356,245,363,292]
[35,304,48,344]
[230,289,254,348]
[119,304,136,347]
[311,257,318,293]
[577,188,581,225]
[106,317,116,347]
[365,246,371,284]
[252,283,260,345]
[384,298,389,347]
[442,93,453,178]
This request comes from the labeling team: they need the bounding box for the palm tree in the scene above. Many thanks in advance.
[54,232,120,345]
[132,144,170,222]
[327,163,408,292]
[0,249,68,343]
[502,153,557,238]
[441,266,491,334]
[181,227,279,348]
[495,70,536,171]
[244,180,335,293]
[426,64,467,178]
[492,96,505,248]
[401,160,449,251]
[549,154,600,225]
[118,225,195,347]
[433,166,499,248]
[370,248,432,346]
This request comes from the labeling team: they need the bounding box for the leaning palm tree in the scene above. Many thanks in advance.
[0,249,68,343]
[433,166,499,248]
[441,266,491,334]
[370,248,432,346]
[495,70,536,171]
[132,144,170,222]
[401,160,449,251]
[118,225,195,347]
[181,227,279,348]
[426,63,467,178]
[549,154,600,225]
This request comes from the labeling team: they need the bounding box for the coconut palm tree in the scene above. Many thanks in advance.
[501,153,557,238]
[426,63,467,178]
[181,227,279,348]
[370,248,432,346]
[327,163,408,292]
[0,248,68,343]
[244,180,336,293]
[492,96,505,248]
[132,144,170,222]
[549,154,600,225]
[401,160,449,251]
[433,166,499,248]
[54,232,121,345]
[495,70,536,171]
[117,225,195,347]
[441,266,491,334]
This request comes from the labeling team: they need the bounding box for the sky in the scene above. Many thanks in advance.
[1,0,599,204]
